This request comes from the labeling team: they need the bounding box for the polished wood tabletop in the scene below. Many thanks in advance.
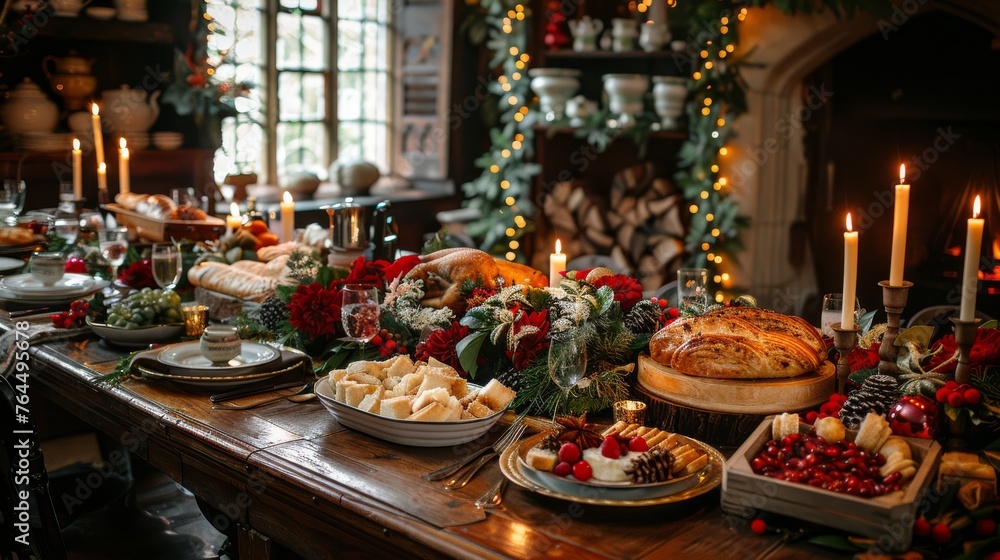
[20,331,842,559]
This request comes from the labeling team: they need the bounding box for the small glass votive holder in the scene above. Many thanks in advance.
[613,400,647,425]
[182,304,209,337]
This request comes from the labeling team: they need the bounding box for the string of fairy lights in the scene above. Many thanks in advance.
[463,1,754,295]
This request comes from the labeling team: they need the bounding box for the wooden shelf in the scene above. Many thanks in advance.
[34,16,174,44]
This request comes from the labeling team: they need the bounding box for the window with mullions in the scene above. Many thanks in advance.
[208,0,390,185]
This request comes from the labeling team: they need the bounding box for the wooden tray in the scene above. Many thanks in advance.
[637,355,835,415]
[104,203,226,242]
[721,417,941,552]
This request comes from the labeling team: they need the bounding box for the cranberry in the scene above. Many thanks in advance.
[553,461,572,477]
[976,518,996,536]
[913,517,931,537]
[931,523,951,544]
[766,444,780,457]
[750,519,767,535]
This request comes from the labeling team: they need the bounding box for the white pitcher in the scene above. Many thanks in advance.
[611,18,638,53]
[568,16,603,52]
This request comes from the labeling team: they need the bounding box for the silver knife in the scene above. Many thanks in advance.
[210,380,306,403]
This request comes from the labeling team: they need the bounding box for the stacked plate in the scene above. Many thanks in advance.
[122,132,150,150]
[152,132,183,150]
[19,132,74,153]
[0,273,107,303]
[132,341,297,389]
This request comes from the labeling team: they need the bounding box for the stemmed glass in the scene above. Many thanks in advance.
[0,179,26,226]
[151,243,183,291]
[98,227,129,289]
[341,284,380,356]
[547,329,588,422]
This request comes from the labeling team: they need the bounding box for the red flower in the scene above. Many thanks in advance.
[345,256,384,287]
[506,309,550,370]
[415,321,470,377]
[591,274,644,312]
[288,282,342,340]
[65,256,87,274]
[187,74,207,87]
[382,255,420,283]
[928,329,1000,373]
[848,341,881,373]
[465,286,496,312]
[118,258,157,289]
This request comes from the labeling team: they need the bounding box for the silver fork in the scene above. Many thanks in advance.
[422,409,529,482]
[444,422,526,490]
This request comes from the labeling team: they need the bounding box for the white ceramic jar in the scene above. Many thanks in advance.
[200,325,242,364]
[1,79,59,136]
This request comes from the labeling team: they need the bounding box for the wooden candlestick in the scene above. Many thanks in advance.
[951,317,981,385]
[832,322,861,394]
[877,280,912,377]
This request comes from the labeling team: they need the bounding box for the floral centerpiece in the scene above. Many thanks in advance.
[239,251,676,416]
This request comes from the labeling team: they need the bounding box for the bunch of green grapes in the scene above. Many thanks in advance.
[105,289,184,329]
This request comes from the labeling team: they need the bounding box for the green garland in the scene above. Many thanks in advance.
[462,0,885,295]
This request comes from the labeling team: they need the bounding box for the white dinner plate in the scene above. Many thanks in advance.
[133,360,300,390]
[157,341,280,373]
[0,257,25,273]
[1,273,95,295]
[314,377,506,447]
[0,278,108,304]
[86,317,185,349]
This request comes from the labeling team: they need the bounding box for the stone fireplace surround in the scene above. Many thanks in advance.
[726,0,1000,314]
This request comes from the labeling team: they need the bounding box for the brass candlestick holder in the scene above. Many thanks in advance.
[832,322,861,394]
[951,317,981,385]
[876,280,913,376]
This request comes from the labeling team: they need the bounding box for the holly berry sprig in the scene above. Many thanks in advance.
[50,301,89,329]
[805,393,847,424]
[372,328,409,357]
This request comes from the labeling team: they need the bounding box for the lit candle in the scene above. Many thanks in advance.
[841,213,858,330]
[97,161,108,192]
[91,103,104,169]
[280,191,295,242]
[226,202,242,233]
[960,195,984,321]
[549,239,567,287]
[118,138,130,195]
[72,138,82,200]
[889,164,909,286]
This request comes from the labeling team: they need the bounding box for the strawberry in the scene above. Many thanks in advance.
[600,436,621,459]
[553,461,572,477]
[629,436,649,453]
[572,460,592,481]
[558,442,580,463]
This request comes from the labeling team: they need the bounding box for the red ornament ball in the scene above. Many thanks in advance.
[750,519,767,535]
[886,395,939,439]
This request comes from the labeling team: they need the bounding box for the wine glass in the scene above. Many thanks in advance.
[0,179,26,226]
[342,284,380,356]
[98,227,129,289]
[547,329,588,422]
[50,212,80,250]
[151,243,183,290]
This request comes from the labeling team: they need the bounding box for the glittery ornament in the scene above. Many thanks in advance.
[886,394,939,439]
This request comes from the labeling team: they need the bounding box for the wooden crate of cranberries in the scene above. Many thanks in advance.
[721,416,941,552]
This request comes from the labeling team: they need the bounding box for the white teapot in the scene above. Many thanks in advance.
[1,78,59,136]
[101,85,161,133]
[568,16,603,52]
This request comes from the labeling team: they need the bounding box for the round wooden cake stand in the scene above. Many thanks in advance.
[635,355,836,448]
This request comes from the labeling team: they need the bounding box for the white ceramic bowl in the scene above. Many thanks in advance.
[314,377,505,447]
[152,134,183,150]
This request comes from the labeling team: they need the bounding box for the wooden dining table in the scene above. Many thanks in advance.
[15,324,844,560]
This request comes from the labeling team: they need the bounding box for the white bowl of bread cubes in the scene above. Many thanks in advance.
[315,355,516,446]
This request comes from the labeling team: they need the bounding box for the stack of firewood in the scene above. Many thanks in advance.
[542,163,687,291]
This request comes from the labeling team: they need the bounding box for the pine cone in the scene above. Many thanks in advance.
[494,367,524,395]
[258,296,289,331]
[625,448,674,483]
[538,432,562,453]
[839,374,901,429]
[624,299,661,334]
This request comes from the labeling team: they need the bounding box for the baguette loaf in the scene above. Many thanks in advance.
[187,262,277,302]
[649,307,824,379]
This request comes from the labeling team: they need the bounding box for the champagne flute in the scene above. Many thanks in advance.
[98,227,129,289]
[342,284,380,356]
[0,179,25,226]
[548,329,588,422]
[151,243,183,290]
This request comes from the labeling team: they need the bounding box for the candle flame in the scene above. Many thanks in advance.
[98,162,106,173]
[230,202,241,219]
[899,164,905,183]
[119,137,127,150]
[973,195,981,218]
[846,213,853,232]
[555,239,562,254]
[73,138,80,150]
[92,103,99,116]
[283,191,293,204]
